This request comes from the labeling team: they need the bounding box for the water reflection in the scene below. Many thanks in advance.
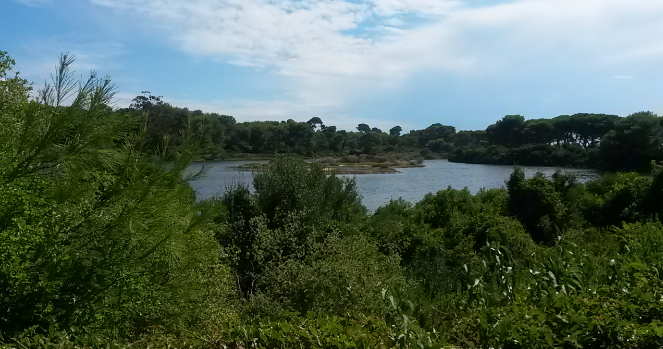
[187,159,598,211]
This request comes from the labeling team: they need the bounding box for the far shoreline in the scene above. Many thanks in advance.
[236,161,425,175]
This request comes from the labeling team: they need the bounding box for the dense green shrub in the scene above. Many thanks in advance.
[252,156,365,228]
[254,232,404,317]
[507,169,570,244]
[0,53,235,339]
[217,157,401,317]
[582,172,653,227]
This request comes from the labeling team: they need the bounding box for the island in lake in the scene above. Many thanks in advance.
[237,157,425,174]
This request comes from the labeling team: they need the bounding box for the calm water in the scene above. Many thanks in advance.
[187,159,598,211]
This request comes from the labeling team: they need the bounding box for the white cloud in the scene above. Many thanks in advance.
[91,0,376,76]
[88,0,663,126]
[158,93,408,131]
[369,0,460,16]
[89,0,467,78]
[383,17,403,26]
[89,0,663,79]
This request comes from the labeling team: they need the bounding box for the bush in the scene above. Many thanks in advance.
[620,221,663,271]
[253,156,365,229]
[507,169,570,244]
[582,172,652,227]
[254,232,405,316]
[218,157,385,313]
[0,53,235,339]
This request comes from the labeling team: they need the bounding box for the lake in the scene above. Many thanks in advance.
[187,159,599,211]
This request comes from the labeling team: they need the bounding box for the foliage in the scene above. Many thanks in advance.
[4,51,663,349]
[254,232,404,317]
[506,169,571,244]
[487,114,525,148]
[116,89,663,171]
[450,112,658,171]
[600,112,663,171]
[580,163,663,227]
[216,157,399,318]
[0,53,235,340]
[253,157,364,227]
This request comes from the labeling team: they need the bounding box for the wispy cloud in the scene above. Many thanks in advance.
[368,0,460,16]
[87,0,663,126]
[89,0,462,78]
[11,0,52,7]
[89,0,663,79]
[161,93,410,132]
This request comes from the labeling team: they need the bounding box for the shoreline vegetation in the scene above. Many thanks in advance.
[237,154,427,174]
[117,93,661,173]
[3,52,663,348]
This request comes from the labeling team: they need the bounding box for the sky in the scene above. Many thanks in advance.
[2,0,663,132]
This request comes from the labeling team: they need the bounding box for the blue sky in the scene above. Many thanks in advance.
[2,0,663,132]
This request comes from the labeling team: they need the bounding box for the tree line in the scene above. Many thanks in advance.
[123,95,662,171]
[120,94,459,160]
[449,113,663,172]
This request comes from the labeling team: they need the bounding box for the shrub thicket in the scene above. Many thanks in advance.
[0,52,235,341]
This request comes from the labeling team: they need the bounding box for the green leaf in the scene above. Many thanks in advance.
[390,295,398,311]
[407,300,415,313]
[655,326,663,337]
[545,330,553,346]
